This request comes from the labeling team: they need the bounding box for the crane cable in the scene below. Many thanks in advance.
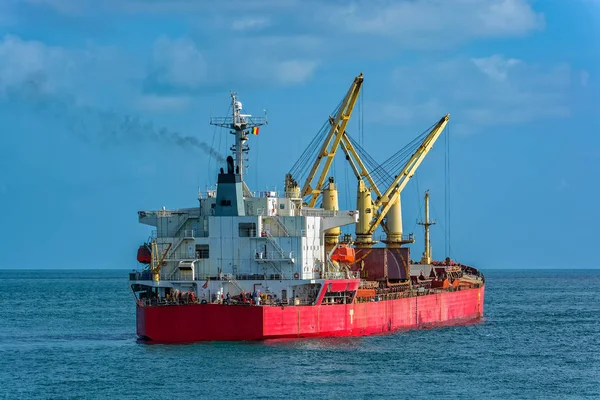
[445,123,452,259]
[345,120,437,191]
[345,135,392,187]
[288,100,344,184]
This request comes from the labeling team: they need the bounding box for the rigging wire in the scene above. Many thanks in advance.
[447,123,452,258]
[359,86,364,146]
[444,124,447,257]
[289,97,443,213]
[345,120,436,192]
[288,100,344,189]
[413,171,422,240]
[255,131,259,191]
[444,123,451,258]
[344,161,350,211]
[332,148,336,184]
[346,135,392,187]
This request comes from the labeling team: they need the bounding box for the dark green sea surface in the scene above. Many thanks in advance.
[0,269,598,399]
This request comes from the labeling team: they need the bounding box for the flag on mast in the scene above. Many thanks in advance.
[251,126,259,135]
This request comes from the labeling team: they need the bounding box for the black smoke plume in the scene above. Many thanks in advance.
[2,74,226,163]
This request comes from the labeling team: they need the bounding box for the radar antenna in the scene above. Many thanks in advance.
[210,92,267,187]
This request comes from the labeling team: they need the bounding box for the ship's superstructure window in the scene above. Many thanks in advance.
[196,244,209,259]
[280,204,285,209]
[239,222,256,237]
[221,200,232,206]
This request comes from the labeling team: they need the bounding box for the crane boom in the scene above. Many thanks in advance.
[324,114,382,199]
[301,73,363,207]
[366,114,449,235]
[339,133,382,199]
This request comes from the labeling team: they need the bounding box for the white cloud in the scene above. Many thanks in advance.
[580,70,590,87]
[229,34,324,59]
[135,94,190,112]
[369,55,576,131]
[150,36,207,88]
[274,60,318,85]
[231,17,270,31]
[143,35,320,92]
[250,59,319,86]
[16,0,545,50]
[21,0,300,14]
[0,34,145,113]
[472,55,521,81]
[475,0,543,35]
[24,0,88,14]
[0,34,76,94]
[319,0,544,47]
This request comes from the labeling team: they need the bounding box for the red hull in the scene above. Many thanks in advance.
[137,286,484,343]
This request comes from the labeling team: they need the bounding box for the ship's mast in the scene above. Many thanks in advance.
[210,92,267,184]
[418,190,436,264]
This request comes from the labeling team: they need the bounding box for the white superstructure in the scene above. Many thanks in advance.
[131,93,358,304]
[137,192,358,282]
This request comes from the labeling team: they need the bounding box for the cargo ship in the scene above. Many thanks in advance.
[130,73,485,343]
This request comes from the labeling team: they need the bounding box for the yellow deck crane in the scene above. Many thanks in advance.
[150,240,172,283]
[286,73,448,253]
[285,73,363,251]
[287,73,363,207]
[319,108,448,249]
[351,114,449,248]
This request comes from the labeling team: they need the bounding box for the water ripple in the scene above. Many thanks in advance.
[0,269,598,399]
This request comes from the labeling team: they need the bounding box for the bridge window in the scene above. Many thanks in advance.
[195,245,209,259]
[239,222,256,237]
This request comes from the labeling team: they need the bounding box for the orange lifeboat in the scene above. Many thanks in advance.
[137,243,152,264]
[331,244,356,263]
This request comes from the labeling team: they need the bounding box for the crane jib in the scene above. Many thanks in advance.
[301,73,364,207]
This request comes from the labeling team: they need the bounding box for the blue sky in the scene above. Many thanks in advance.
[0,0,598,269]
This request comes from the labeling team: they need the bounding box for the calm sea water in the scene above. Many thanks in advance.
[0,269,598,399]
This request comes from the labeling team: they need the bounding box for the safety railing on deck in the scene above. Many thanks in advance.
[209,116,267,126]
[254,251,295,261]
[353,282,483,303]
[300,209,339,217]
[162,271,195,281]
[131,270,313,282]
[321,271,360,279]
[138,295,199,307]
[137,295,318,307]
[378,233,415,243]
[151,229,207,241]
[165,251,197,260]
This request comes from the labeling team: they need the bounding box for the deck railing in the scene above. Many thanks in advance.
[321,271,360,280]
[254,251,295,261]
[137,296,317,308]
[299,209,339,218]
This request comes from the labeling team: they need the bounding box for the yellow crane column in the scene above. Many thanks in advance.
[323,177,341,252]
[355,180,375,248]
[365,114,449,247]
[284,173,301,199]
[383,196,403,248]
